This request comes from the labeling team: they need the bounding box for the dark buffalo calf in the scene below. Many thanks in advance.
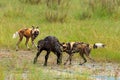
[33,36,62,66]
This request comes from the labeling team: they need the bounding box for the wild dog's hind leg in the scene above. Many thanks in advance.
[16,33,23,51]
[84,49,95,62]
[25,37,30,50]
[79,52,87,65]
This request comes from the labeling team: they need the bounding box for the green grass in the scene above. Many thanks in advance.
[0,0,120,79]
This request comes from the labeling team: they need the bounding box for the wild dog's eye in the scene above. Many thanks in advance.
[34,31,39,35]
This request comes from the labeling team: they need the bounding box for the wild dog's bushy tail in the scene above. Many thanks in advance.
[13,32,19,38]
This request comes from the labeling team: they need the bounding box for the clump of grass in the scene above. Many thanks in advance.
[19,0,41,4]
[79,0,119,19]
[45,0,71,23]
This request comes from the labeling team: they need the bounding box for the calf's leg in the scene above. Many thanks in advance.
[33,50,42,64]
[44,51,50,66]
[53,51,62,65]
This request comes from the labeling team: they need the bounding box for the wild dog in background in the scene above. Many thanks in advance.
[13,26,39,51]
[62,42,94,65]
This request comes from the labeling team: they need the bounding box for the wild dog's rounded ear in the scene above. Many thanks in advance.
[36,26,39,29]
[32,26,35,29]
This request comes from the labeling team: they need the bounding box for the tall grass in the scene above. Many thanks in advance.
[45,0,71,22]
[79,0,120,19]
[19,0,41,4]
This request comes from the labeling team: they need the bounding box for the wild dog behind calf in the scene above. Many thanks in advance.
[13,26,39,51]
[62,42,94,65]
[62,42,76,65]
[72,42,94,65]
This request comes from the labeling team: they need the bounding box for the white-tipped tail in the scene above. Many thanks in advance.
[13,32,19,38]
[93,43,105,49]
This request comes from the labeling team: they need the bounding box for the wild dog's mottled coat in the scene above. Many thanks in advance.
[62,42,94,65]
[13,26,39,51]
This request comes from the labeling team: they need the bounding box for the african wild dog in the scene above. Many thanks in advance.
[13,26,39,51]
[33,36,62,66]
[62,42,76,65]
[62,42,94,65]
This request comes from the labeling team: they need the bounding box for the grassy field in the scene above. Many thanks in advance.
[0,0,120,79]
[0,50,93,80]
[0,0,120,62]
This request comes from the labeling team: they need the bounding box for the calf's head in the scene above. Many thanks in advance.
[37,39,45,50]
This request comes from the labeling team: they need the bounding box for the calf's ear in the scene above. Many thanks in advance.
[61,42,65,45]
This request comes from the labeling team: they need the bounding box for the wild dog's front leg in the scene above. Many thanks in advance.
[64,55,70,65]
[31,38,37,48]
[84,48,95,62]
[64,54,73,65]
[69,54,74,65]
